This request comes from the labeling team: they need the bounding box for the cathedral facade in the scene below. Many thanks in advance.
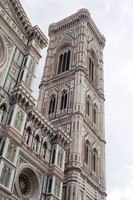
[0,0,106,200]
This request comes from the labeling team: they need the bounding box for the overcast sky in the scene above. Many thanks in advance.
[20,0,133,199]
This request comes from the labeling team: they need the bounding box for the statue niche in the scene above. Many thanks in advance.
[14,110,24,132]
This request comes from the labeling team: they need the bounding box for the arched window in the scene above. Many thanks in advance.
[58,50,71,74]
[86,100,90,116]
[60,91,67,110]
[92,148,97,173]
[66,51,70,71]
[51,149,56,164]
[58,54,63,74]
[92,106,97,124]
[84,140,90,164]
[89,58,94,82]
[57,149,63,168]
[48,95,56,114]
[48,178,52,193]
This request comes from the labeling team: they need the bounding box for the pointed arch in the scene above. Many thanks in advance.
[92,104,98,124]
[84,140,91,164]
[57,44,71,74]
[48,95,56,115]
[60,91,68,110]
[92,148,98,173]
[51,149,56,164]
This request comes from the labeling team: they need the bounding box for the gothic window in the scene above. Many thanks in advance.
[57,149,63,168]
[92,148,97,173]
[93,108,96,124]
[92,104,97,124]
[89,58,94,82]
[33,134,39,152]
[86,100,90,116]
[15,166,40,199]
[48,177,52,193]
[51,149,56,164]
[58,50,71,74]
[84,140,90,164]
[48,95,56,114]
[60,91,67,110]
[19,173,31,195]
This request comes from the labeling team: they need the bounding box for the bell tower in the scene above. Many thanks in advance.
[38,8,106,200]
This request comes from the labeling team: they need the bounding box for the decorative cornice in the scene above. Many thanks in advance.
[49,8,105,47]
[2,0,48,48]
[10,82,71,147]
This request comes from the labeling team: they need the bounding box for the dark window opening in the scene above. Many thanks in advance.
[93,108,96,124]
[48,178,52,193]
[51,149,56,164]
[89,58,94,82]
[48,96,56,114]
[60,91,67,110]
[58,50,71,74]
[86,101,90,116]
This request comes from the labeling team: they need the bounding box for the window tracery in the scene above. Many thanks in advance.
[60,91,68,110]
[58,49,71,74]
